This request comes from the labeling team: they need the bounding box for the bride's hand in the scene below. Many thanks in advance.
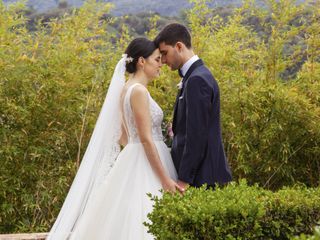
[161,178,185,194]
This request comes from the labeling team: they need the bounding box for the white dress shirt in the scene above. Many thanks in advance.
[180,55,200,77]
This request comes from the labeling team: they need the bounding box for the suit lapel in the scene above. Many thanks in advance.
[172,80,184,133]
[172,59,204,133]
[182,59,204,84]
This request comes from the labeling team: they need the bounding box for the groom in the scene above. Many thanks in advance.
[154,23,232,190]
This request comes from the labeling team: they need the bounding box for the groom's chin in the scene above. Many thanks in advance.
[169,65,177,71]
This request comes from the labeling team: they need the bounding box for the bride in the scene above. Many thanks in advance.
[47,38,183,240]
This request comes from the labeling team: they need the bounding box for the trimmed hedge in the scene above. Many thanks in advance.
[146,181,320,240]
[293,227,320,240]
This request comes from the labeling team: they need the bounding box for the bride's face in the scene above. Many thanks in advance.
[144,49,162,80]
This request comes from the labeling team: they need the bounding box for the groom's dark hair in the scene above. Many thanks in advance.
[154,23,192,49]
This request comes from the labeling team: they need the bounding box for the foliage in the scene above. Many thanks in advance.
[0,0,118,233]
[292,226,320,240]
[146,181,320,240]
[185,0,320,189]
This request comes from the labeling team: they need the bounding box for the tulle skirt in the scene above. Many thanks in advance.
[69,141,177,240]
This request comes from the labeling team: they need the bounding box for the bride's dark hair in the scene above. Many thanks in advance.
[124,38,156,74]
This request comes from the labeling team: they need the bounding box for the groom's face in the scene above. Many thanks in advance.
[159,42,182,71]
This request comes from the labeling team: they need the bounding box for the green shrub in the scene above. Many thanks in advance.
[186,0,320,189]
[292,226,320,240]
[0,0,117,233]
[146,181,320,240]
[223,82,320,189]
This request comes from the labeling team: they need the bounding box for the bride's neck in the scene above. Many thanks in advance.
[128,71,149,87]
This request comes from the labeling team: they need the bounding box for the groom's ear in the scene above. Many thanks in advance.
[175,42,184,52]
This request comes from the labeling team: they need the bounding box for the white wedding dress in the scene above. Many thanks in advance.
[68,83,177,240]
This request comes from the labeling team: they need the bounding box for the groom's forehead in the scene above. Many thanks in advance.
[159,42,173,52]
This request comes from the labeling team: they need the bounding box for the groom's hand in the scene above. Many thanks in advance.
[177,180,189,193]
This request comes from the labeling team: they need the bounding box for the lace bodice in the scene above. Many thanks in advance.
[122,83,164,143]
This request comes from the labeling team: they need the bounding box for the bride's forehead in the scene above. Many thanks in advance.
[151,48,161,56]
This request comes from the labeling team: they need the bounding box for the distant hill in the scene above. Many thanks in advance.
[2,0,306,16]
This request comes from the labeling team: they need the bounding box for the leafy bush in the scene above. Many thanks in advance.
[0,0,118,233]
[146,181,320,240]
[222,82,320,189]
[186,0,320,188]
[292,226,320,240]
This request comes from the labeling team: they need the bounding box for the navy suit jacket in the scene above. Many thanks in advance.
[171,59,232,187]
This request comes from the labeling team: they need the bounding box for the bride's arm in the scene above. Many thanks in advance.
[130,85,181,193]
[119,123,128,147]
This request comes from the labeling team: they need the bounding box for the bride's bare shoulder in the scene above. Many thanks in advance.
[131,83,148,94]
[130,84,149,106]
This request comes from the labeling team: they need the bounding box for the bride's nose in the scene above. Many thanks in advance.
[161,56,166,64]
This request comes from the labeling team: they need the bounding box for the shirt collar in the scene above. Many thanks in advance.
[180,55,199,77]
